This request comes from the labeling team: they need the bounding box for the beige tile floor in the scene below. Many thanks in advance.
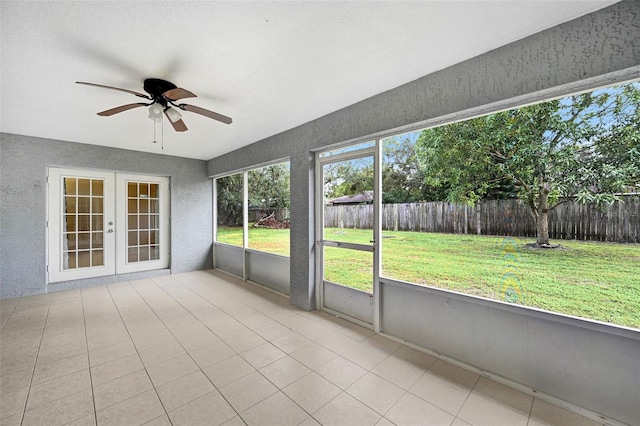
[0,270,606,426]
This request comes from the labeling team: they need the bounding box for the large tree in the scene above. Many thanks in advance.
[416,82,640,246]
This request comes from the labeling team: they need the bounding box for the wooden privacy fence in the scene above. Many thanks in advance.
[324,197,640,243]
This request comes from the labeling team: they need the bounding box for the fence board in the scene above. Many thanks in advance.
[324,196,640,243]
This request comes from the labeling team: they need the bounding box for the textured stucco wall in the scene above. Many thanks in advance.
[288,151,316,309]
[0,133,212,298]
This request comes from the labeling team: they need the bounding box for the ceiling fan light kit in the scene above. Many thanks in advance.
[76,78,232,133]
[148,104,163,121]
[164,107,182,123]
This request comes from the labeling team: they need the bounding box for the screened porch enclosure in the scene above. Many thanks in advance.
[208,4,640,424]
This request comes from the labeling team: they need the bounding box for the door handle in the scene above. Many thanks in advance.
[107,229,114,233]
[321,241,339,247]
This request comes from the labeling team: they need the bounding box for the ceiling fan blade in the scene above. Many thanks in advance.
[179,104,232,125]
[164,110,188,132]
[76,81,150,99]
[163,88,197,101]
[97,103,148,116]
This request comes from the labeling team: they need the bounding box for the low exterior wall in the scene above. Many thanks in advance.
[380,278,640,425]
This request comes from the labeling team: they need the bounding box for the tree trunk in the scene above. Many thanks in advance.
[536,211,550,245]
[536,181,551,245]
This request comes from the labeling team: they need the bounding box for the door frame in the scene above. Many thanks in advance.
[315,142,382,331]
[47,167,170,284]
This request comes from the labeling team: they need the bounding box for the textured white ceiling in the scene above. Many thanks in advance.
[1,1,618,160]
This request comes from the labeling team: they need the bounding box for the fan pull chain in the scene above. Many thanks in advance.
[152,117,157,144]
[151,116,164,150]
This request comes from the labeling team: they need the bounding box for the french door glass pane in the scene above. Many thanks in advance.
[64,197,76,213]
[92,215,104,231]
[62,177,105,270]
[78,215,90,231]
[92,180,103,195]
[78,179,91,196]
[77,233,90,250]
[64,233,76,250]
[149,184,159,198]
[150,245,160,260]
[92,250,104,266]
[126,180,161,264]
[92,232,103,249]
[78,197,90,213]
[128,247,138,262]
[77,251,90,268]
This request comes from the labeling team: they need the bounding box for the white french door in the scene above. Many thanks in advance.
[48,169,116,281]
[48,168,169,283]
[116,174,169,274]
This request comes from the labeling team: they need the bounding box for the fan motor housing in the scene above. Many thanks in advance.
[144,78,177,100]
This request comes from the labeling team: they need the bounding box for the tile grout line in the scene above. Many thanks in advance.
[129,277,246,423]
[104,281,176,425]
[178,272,293,331]
[233,285,391,423]
[525,395,536,426]
[145,276,326,423]
[149,275,315,422]
[370,363,475,426]
[108,274,531,426]
[80,287,99,426]
[451,369,481,421]
[220,279,380,423]
[18,295,52,426]
[0,298,21,333]
[333,345,404,425]
[170,275,269,332]
[6,273,616,426]
[171,276,332,420]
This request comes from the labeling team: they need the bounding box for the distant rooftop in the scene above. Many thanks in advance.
[329,190,374,204]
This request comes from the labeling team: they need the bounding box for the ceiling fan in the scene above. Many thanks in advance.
[76,78,232,132]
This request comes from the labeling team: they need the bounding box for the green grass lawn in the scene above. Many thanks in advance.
[216,226,640,329]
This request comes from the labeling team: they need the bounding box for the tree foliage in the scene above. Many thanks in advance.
[216,173,243,226]
[323,134,445,203]
[323,158,373,200]
[248,163,290,210]
[216,163,290,226]
[382,134,450,203]
[415,82,640,245]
